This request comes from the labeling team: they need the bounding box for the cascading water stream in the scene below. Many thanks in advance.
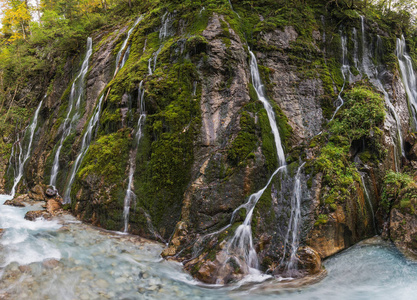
[359,18,404,156]
[360,16,373,78]
[227,0,240,18]
[159,12,171,40]
[281,162,306,275]
[148,58,153,75]
[63,95,105,204]
[147,13,171,76]
[330,34,351,122]
[114,16,142,76]
[352,28,359,69]
[50,38,93,189]
[220,50,286,274]
[249,51,285,166]
[123,81,146,233]
[360,173,376,234]
[396,35,417,129]
[10,100,43,198]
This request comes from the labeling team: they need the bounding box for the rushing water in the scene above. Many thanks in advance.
[227,0,240,18]
[214,50,287,276]
[281,162,306,274]
[360,173,376,234]
[330,33,350,121]
[114,16,142,76]
[123,81,146,233]
[63,95,104,204]
[50,38,93,190]
[359,18,404,156]
[10,100,43,197]
[397,35,417,129]
[159,12,171,40]
[1,194,417,300]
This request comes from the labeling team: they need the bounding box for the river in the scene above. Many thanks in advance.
[0,194,416,299]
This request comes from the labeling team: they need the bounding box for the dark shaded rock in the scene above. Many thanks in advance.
[45,188,57,198]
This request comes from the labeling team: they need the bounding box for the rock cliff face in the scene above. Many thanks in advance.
[3,1,417,284]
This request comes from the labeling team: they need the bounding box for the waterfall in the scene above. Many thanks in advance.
[360,16,373,78]
[330,33,350,121]
[396,35,417,129]
[114,16,142,76]
[153,47,162,73]
[10,100,43,197]
[320,16,326,43]
[227,0,240,18]
[123,81,146,233]
[159,12,171,40]
[352,28,359,69]
[148,58,153,75]
[147,46,163,77]
[249,51,285,165]
[361,173,376,234]
[220,50,286,274]
[357,18,404,156]
[281,162,306,275]
[50,37,93,189]
[63,94,104,204]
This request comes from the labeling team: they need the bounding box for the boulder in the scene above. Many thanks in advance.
[18,265,31,273]
[4,199,25,207]
[24,210,52,221]
[42,259,59,269]
[390,208,417,257]
[46,199,62,214]
[297,246,322,275]
[29,185,45,201]
[4,194,31,207]
[45,188,57,198]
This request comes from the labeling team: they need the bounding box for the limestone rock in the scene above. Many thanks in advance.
[28,184,45,201]
[42,259,59,269]
[194,260,218,284]
[297,246,322,275]
[46,199,62,214]
[24,210,52,221]
[390,208,417,257]
[18,265,31,273]
[4,199,26,207]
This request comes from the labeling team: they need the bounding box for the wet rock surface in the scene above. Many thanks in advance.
[24,210,53,221]
[2,3,417,289]
[390,208,417,257]
[45,188,57,198]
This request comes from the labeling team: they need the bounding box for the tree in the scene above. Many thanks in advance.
[1,0,32,41]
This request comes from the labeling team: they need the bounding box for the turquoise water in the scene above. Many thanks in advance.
[1,194,416,299]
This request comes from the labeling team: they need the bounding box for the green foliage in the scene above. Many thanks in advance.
[381,171,417,213]
[313,84,385,206]
[314,214,329,226]
[330,86,386,145]
[77,129,131,182]
[228,111,257,166]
